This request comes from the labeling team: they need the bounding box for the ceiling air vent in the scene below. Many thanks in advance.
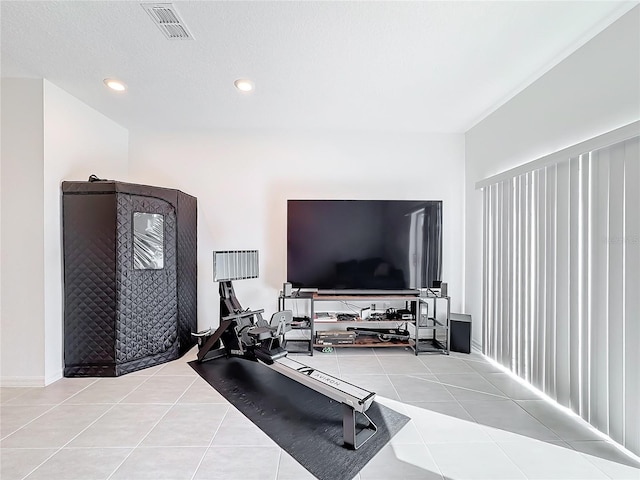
[141,3,194,40]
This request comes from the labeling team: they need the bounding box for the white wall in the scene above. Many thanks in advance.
[129,129,465,329]
[0,78,128,386]
[464,6,640,348]
[1,78,45,385]
[42,80,129,383]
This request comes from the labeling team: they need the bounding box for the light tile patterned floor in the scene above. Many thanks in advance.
[1,347,639,480]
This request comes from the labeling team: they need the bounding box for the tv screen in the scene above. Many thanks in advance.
[287,200,442,292]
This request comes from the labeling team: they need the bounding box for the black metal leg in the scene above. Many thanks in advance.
[197,319,232,362]
[342,403,377,450]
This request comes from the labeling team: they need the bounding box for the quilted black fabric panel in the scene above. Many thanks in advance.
[115,194,178,364]
[62,180,179,205]
[114,348,179,375]
[63,193,118,376]
[177,191,198,355]
[62,181,198,377]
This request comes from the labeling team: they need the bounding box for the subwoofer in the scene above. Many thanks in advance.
[449,313,471,354]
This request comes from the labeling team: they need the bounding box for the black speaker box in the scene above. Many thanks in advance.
[450,313,472,354]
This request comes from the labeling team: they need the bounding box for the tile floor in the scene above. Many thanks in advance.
[2,347,639,480]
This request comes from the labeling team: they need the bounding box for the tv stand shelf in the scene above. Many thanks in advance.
[277,292,450,356]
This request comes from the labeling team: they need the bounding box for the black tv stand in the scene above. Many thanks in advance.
[278,291,450,356]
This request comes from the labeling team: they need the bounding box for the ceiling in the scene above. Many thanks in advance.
[1,1,636,134]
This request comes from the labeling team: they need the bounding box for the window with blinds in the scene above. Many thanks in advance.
[480,123,639,457]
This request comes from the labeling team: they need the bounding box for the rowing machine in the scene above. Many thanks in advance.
[194,250,378,449]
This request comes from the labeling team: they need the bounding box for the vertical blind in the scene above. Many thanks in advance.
[481,130,639,456]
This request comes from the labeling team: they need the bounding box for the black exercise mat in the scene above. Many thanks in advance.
[189,357,410,480]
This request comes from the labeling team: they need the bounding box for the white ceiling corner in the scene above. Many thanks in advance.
[1,1,636,134]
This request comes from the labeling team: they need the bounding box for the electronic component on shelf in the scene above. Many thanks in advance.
[400,312,414,320]
[291,316,310,328]
[315,338,355,345]
[346,326,411,342]
[316,330,356,345]
[360,306,389,320]
[383,308,413,320]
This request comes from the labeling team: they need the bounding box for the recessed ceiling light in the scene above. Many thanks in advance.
[103,78,127,92]
[234,79,254,93]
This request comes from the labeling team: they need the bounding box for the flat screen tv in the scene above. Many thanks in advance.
[287,200,442,293]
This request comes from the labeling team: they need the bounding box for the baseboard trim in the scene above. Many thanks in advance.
[45,370,63,386]
[0,376,46,387]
